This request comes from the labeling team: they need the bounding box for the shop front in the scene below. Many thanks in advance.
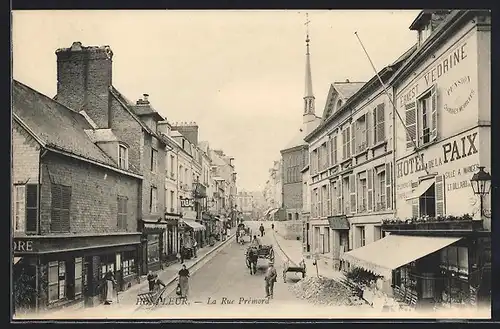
[12,233,141,313]
[163,214,181,264]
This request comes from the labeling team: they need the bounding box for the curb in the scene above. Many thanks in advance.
[133,232,236,312]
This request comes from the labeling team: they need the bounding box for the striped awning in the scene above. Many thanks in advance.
[182,219,206,231]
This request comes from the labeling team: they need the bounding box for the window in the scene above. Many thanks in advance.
[373,103,385,144]
[419,183,435,217]
[150,187,158,213]
[355,115,368,153]
[100,256,115,279]
[330,135,338,165]
[118,144,128,170]
[75,257,83,297]
[288,213,292,221]
[179,165,183,184]
[406,86,437,149]
[376,169,386,211]
[122,251,136,277]
[323,227,330,253]
[314,227,321,253]
[48,261,66,302]
[14,185,25,232]
[170,155,175,178]
[117,196,128,229]
[170,191,175,212]
[417,90,434,145]
[357,226,366,248]
[185,168,189,187]
[342,176,350,214]
[50,184,71,233]
[358,174,367,212]
[151,148,158,172]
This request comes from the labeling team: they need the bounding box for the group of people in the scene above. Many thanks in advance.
[147,264,191,299]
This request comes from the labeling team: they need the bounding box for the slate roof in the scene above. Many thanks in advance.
[13,80,141,176]
[332,82,366,100]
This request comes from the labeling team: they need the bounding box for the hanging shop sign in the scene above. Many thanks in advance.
[180,198,194,208]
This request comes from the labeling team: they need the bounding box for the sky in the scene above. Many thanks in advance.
[12,10,420,192]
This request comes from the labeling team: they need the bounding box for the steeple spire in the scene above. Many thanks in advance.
[303,13,315,117]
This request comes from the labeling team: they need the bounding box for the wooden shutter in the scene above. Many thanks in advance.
[377,103,386,142]
[366,111,372,147]
[333,135,338,165]
[342,129,347,160]
[435,175,446,216]
[411,199,419,218]
[61,186,71,232]
[430,85,438,142]
[326,184,331,216]
[26,184,38,233]
[405,102,417,149]
[350,124,356,157]
[386,163,392,210]
[367,168,374,212]
[330,182,336,215]
[327,140,331,168]
[51,184,62,232]
[349,174,356,214]
[337,179,342,215]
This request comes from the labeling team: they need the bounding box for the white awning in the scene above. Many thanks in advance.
[13,257,22,265]
[263,208,273,216]
[269,208,280,216]
[405,179,435,201]
[182,219,206,231]
[341,235,462,278]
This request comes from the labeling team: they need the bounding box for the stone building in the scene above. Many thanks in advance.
[12,80,142,312]
[53,42,170,275]
[236,191,254,221]
[342,10,491,309]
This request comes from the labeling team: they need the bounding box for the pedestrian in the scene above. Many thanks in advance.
[264,262,277,299]
[103,270,117,305]
[193,239,198,258]
[178,264,190,298]
[259,223,265,237]
[147,270,156,292]
[271,223,274,231]
[153,274,167,304]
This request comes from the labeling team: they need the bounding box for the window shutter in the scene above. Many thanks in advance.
[405,102,417,149]
[367,168,374,211]
[51,184,62,232]
[333,135,338,164]
[327,140,331,168]
[342,129,347,160]
[411,199,419,218]
[61,186,71,232]
[350,124,355,157]
[349,174,356,214]
[366,111,372,147]
[435,175,446,216]
[377,103,386,142]
[430,86,438,142]
[385,162,392,210]
[337,180,342,215]
[327,184,331,216]
[26,184,38,233]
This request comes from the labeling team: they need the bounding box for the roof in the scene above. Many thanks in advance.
[282,117,321,151]
[332,82,365,100]
[13,80,141,176]
[133,104,164,121]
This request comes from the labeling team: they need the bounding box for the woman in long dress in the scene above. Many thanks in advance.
[104,270,117,305]
[178,264,190,298]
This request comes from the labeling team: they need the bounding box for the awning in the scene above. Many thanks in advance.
[341,235,462,278]
[327,215,349,230]
[269,208,280,216]
[13,257,22,265]
[182,219,206,231]
[405,179,435,201]
[263,208,273,216]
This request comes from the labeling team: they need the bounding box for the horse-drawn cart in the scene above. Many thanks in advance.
[245,244,275,269]
[283,259,306,282]
[237,223,252,245]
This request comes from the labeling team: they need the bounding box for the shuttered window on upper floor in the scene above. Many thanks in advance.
[50,184,71,233]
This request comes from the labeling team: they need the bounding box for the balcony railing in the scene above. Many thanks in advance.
[382,214,482,232]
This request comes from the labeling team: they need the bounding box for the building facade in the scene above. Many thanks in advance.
[342,10,491,309]
[236,191,254,221]
[12,80,142,312]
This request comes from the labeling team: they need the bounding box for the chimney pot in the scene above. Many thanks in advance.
[143,94,149,102]
[345,79,350,83]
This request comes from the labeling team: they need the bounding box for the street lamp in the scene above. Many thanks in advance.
[470,166,492,218]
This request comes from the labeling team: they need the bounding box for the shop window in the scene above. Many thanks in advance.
[440,246,468,274]
[421,273,435,299]
[74,257,83,297]
[147,235,160,264]
[323,227,330,253]
[48,261,66,302]
[122,252,136,277]
[50,184,71,233]
[117,196,128,229]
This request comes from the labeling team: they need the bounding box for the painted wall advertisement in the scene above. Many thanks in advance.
[395,30,479,158]
[395,129,482,219]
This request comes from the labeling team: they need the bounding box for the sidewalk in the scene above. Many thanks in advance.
[271,230,346,282]
[37,230,236,318]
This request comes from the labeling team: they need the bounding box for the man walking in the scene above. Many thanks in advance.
[264,262,277,299]
[259,223,265,237]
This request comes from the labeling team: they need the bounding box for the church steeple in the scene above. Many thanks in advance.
[303,13,315,119]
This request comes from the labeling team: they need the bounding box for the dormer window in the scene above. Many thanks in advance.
[419,21,433,45]
[118,144,129,170]
[336,99,343,111]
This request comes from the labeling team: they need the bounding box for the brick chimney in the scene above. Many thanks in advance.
[56,41,114,128]
[171,121,199,146]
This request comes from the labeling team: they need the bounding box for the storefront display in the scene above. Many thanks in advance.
[147,234,160,264]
